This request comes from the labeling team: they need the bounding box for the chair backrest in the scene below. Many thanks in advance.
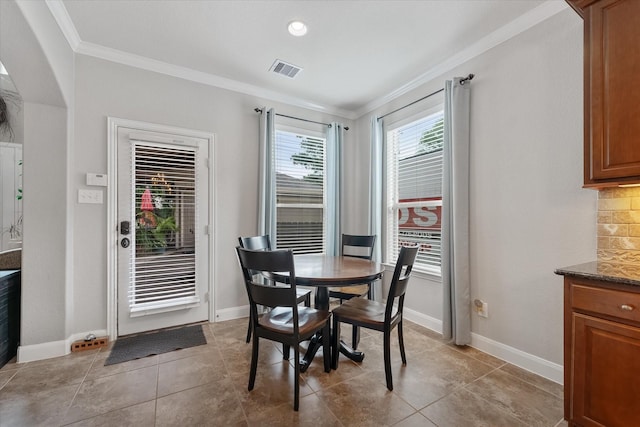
[341,234,376,260]
[238,235,273,278]
[384,245,419,322]
[236,246,301,333]
[238,235,271,251]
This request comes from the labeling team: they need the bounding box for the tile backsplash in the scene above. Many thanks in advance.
[598,187,640,264]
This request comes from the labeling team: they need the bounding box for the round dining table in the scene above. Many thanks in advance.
[282,254,385,372]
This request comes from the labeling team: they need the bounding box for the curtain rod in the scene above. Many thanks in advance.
[377,73,474,121]
[254,108,349,131]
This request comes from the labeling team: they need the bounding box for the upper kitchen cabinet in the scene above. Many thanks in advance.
[567,0,640,187]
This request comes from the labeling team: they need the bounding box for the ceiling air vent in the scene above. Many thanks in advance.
[269,59,303,79]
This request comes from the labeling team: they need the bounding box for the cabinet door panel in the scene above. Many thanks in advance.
[588,0,640,180]
[572,313,640,426]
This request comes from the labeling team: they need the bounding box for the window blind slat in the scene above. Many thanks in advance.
[387,110,444,273]
[274,130,325,254]
[129,142,199,308]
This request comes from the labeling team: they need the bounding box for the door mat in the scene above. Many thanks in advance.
[105,324,206,366]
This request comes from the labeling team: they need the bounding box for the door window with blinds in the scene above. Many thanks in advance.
[274,129,326,254]
[130,142,199,312]
[386,109,444,274]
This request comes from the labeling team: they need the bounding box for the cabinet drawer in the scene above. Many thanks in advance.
[571,284,640,324]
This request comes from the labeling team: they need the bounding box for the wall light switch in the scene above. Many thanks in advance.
[78,189,104,204]
[86,173,108,187]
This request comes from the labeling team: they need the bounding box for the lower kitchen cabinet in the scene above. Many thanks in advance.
[563,276,640,426]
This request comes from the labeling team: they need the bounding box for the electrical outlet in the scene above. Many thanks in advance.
[478,301,488,318]
[474,299,488,318]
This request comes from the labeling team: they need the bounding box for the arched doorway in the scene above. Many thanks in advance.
[0,0,73,361]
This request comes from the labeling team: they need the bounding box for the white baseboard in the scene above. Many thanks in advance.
[470,333,563,384]
[404,307,443,333]
[403,307,563,385]
[17,339,67,363]
[17,328,109,363]
[213,305,248,322]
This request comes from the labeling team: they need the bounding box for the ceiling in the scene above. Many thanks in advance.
[56,0,563,118]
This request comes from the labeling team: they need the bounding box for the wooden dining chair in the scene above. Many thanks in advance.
[328,234,376,348]
[331,244,419,391]
[235,247,331,411]
[238,235,311,343]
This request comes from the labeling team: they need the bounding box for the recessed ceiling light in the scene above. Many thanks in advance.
[288,21,307,37]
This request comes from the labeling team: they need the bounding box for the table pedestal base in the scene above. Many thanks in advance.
[299,287,365,373]
[299,336,364,373]
[339,340,364,362]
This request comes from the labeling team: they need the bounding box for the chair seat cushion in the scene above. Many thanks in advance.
[332,298,396,327]
[328,284,369,298]
[259,306,330,336]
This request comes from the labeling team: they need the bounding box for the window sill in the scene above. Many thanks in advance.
[382,263,442,282]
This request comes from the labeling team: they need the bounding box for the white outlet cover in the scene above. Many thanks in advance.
[78,189,104,204]
[478,302,488,318]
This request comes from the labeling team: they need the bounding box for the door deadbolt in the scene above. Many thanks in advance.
[120,221,130,235]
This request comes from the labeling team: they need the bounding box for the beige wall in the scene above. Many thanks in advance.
[353,8,596,379]
[72,54,354,333]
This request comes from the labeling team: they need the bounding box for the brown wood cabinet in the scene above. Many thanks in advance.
[567,0,640,187]
[564,276,640,426]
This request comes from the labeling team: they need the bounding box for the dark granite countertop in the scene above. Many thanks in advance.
[555,261,640,287]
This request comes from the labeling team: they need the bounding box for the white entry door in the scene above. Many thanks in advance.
[115,124,211,336]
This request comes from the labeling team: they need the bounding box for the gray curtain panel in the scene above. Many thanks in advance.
[368,116,384,302]
[369,115,384,263]
[258,107,277,243]
[442,77,471,345]
[326,122,344,256]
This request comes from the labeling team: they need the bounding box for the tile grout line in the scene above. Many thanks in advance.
[413,361,505,417]
[312,388,347,427]
[0,368,19,391]
[58,349,103,426]
[153,355,160,427]
[460,364,562,426]
[494,362,565,399]
[210,328,251,425]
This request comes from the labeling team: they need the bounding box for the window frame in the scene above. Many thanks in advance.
[385,104,445,276]
[273,124,327,254]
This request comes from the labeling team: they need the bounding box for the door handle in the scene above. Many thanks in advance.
[121,238,130,248]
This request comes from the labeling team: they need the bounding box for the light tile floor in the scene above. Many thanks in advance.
[0,318,568,426]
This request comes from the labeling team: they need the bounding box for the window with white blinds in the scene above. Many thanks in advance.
[130,142,199,311]
[386,109,444,274]
[274,129,326,254]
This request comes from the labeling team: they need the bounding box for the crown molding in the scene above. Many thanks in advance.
[354,0,569,119]
[45,0,566,122]
[44,0,354,119]
[45,0,80,51]
[73,40,354,119]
